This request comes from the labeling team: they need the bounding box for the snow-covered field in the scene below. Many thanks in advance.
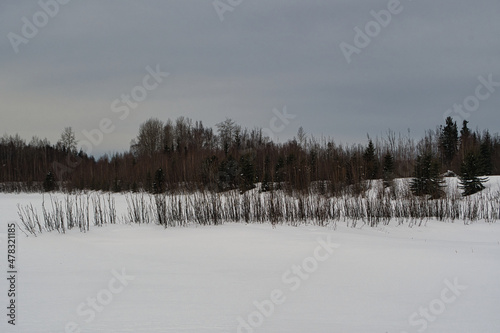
[1,179,500,332]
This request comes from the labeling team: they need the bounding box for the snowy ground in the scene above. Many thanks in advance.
[1,188,500,332]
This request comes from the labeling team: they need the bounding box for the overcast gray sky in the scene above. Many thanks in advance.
[1,0,499,155]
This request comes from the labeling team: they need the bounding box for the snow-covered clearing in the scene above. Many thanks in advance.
[1,177,500,332]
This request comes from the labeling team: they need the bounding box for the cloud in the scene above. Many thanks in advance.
[1,0,499,155]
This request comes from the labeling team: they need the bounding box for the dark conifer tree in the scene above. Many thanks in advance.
[43,171,56,192]
[458,120,472,162]
[478,133,493,176]
[459,153,488,196]
[218,156,238,191]
[382,153,395,188]
[363,139,378,180]
[410,152,444,198]
[261,155,272,192]
[460,120,471,143]
[274,156,285,189]
[439,117,458,168]
[239,153,256,193]
[153,168,165,194]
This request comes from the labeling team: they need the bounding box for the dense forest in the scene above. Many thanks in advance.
[1,116,499,195]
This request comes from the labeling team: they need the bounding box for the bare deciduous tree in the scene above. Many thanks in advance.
[131,118,164,157]
[57,127,77,153]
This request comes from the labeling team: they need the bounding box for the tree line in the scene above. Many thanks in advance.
[1,116,499,196]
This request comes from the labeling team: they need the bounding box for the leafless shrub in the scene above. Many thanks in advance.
[14,180,500,237]
[126,191,152,224]
[210,192,222,225]
[17,203,41,236]
[168,193,185,227]
[65,195,75,229]
[154,194,167,226]
[191,192,210,225]
[77,194,90,232]
[92,195,105,226]
[242,192,251,223]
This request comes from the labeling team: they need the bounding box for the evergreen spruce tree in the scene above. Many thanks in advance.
[460,120,471,142]
[439,116,458,168]
[410,155,426,196]
[43,171,56,192]
[382,153,395,189]
[458,120,472,162]
[218,156,238,191]
[363,139,378,180]
[261,172,271,192]
[478,133,493,176]
[459,120,471,146]
[459,153,488,196]
[239,154,256,193]
[274,156,285,189]
[410,152,445,198]
[261,155,272,192]
[153,168,165,194]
